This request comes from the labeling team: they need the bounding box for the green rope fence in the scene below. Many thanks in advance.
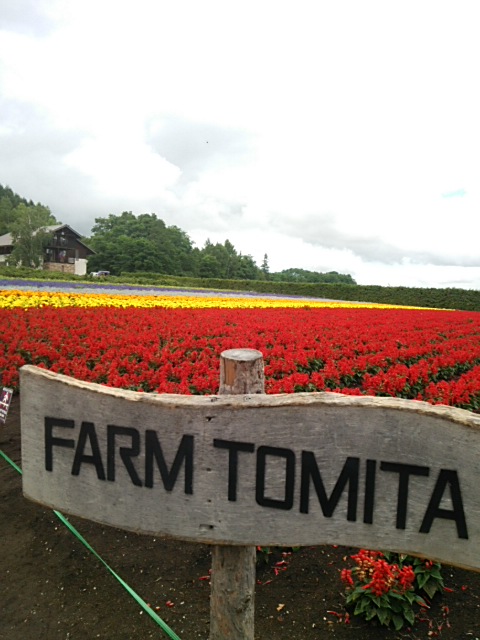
[0,448,182,640]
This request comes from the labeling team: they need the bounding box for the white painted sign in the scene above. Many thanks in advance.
[0,386,13,424]
[20,365,480,571]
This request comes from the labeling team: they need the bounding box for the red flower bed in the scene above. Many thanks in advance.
[1,307,479,412]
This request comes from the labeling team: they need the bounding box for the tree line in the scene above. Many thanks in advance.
[88,212,356,282]
[86,211,263,280]
[0,184,356,283]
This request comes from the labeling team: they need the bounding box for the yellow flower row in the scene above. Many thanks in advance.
[0,289,432,310]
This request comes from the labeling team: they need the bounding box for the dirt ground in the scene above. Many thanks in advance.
[1,395,480,640]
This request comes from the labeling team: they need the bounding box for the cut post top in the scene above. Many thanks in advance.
[219,349,265,395]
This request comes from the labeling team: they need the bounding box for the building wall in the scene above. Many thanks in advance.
[43,262,75,275]
[74,258,88,276]
[43,258,88,276]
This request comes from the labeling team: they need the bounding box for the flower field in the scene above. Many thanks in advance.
[0,288,423,309]
[1,289,480,413]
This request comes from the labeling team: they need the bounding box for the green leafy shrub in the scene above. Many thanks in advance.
[341,549,444,631]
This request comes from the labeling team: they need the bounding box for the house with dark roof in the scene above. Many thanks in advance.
[0,224,95,276]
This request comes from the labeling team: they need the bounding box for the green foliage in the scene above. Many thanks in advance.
[87,212,196,276]
[8,203,58,268]
[87,212,260,280]
[0,266,79,281]
[271,268,357,284]
[0,184,50,236]
[260,253,270,280]
[0,196,16,236]
[87,212,359,284]
[0,184,36,209]
[341,550,444,631]
[384,553,444,600]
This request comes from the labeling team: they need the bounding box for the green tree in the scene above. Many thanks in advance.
[234,254,259,280]
[87,235,164,275]
[260,253,270,280]
[271,268,357,284]
[198,253,222,278]
[0,184,34,211]
[197,239,261,280]
[200,239,235,277]
[0,196,14,235]
[88,211,196,276]
[0,184,42,235]
[8,204,58,268]
[90,211,138,237]
[87,211,264,279]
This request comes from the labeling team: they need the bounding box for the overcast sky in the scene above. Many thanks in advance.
[1,1,479,288]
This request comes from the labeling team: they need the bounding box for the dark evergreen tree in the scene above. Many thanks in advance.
[0,184,50,236]
[261,253,270,280]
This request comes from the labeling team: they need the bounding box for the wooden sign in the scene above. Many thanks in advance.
[20,364,480,571]
[0,386,13,424]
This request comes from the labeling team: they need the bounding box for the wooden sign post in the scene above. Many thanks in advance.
[19,354,480,638]
[210,349,265,639]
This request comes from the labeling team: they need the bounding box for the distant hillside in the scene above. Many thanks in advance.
[0,184,41,209]
[0,184,51,235]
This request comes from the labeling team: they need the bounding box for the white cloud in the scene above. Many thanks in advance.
[1,0,479,288]
[64,136,181,200]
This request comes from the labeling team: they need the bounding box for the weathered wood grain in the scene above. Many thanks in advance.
[210,349,263,639]
[20,364,480,571]
[219,348,265,395]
